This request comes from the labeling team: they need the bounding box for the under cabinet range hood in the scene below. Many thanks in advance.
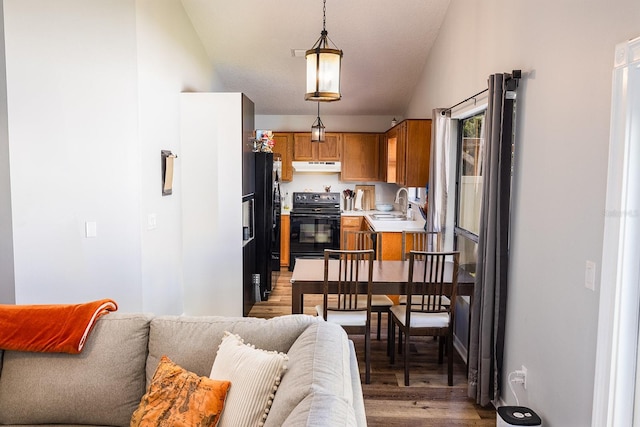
[292,161,341,173]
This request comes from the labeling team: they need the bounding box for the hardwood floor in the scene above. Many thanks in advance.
[249,270,496,426]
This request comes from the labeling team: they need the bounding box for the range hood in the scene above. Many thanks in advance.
[292,161,341,173]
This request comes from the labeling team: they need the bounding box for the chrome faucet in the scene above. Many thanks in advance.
[394,187,409,218]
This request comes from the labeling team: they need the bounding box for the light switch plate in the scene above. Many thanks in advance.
[85,221,97,238]
[147,213,157,230]
[585,260,596,291]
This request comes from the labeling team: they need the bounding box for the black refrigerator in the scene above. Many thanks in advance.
[254,152,280,302]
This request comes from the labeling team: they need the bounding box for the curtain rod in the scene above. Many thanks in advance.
[440,88,488,116]
[441,70,521,116]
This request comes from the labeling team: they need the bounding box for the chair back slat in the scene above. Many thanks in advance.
[323,249,374,318]
[401,231,442,260]
[406,251,460,323]
[343,230,382,260]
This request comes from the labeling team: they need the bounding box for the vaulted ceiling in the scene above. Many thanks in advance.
[180,0,450,116]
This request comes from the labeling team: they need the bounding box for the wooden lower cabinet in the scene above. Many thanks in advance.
[362,217,403,260]
[379,232,403,260]
[280,214,290,268]
[340,216,364,249]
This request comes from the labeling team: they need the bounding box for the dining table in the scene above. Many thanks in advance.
[290,258,475,314]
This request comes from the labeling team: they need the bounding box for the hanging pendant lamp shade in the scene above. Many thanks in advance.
[305,0,342,102]
[311,103,325,142]
[311,117,325,141]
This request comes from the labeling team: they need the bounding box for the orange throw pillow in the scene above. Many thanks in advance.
[131,356,230,427]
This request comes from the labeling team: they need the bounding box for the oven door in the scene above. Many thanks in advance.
[289,213,341,270]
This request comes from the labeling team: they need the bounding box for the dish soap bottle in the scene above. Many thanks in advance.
[283,192,290,210]
[406,205,414,220]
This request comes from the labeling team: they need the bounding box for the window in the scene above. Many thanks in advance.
[454,112,485,274]
[592,36,640,427]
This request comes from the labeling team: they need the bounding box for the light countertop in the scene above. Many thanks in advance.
[342,210,426,233]
[282,208,426,233]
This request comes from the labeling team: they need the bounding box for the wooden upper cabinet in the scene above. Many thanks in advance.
[272,132,294,181]
[385,119,431,187]
[341,133,381,181]
[293,133,341,161]
[397,121,408,185]
[319,133,341,160]
[404,120,431,187]
[293,133,313,160]
[385,127,398,184]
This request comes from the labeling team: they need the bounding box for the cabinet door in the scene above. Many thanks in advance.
[341,216,363,249]
[280,215,290,267]
[293,132,341,161]
[293,133,314,160]
[272,132,294,181]
[385,127,399,184]
[396,121,408,186]
[384,120,431,187]
[317,133,341,161]
[404,119,432,187]
[380,231,403,261]
[379,132,388,182]
[341,133,381,181]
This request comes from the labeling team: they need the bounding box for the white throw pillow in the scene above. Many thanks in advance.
[211,331,288,427]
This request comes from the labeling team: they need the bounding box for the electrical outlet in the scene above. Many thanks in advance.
[521,365,527,389]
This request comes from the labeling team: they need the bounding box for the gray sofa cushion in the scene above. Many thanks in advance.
[145,314,320,385]
[265,322,354,427]
[348,340,367,426]
[281,391,357,427]
[0,313,151,427]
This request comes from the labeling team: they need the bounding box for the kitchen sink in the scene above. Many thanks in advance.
[370,213,408,221]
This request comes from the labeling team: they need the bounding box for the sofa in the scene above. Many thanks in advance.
[0,313,367,426]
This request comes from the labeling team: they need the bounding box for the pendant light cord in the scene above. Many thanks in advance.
[323,0,326,32]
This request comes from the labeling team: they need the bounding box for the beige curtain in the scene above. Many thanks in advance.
[427,108,451,236]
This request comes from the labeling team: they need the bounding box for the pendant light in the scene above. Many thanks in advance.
[305,0,343,102]
[311,103,325,142]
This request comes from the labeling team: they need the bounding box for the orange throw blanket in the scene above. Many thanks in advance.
[0,298,118,354]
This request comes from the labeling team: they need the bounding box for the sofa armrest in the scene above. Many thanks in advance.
[348,340,367,427]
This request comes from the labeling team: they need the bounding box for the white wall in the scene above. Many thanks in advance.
[135,0,214,314]
[4,0,143,309]
[0,2,14,304]
[406,1,640,425]
[2,0,213,313]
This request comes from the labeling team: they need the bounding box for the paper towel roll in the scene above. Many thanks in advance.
[355,189,364,210]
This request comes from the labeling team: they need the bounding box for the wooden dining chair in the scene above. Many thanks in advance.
[389,250,459,386]
[400,231,448,306]
[343,230,393,340]
[315,248,375,384]
[343,229,382,259]
[401,231,442,260]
